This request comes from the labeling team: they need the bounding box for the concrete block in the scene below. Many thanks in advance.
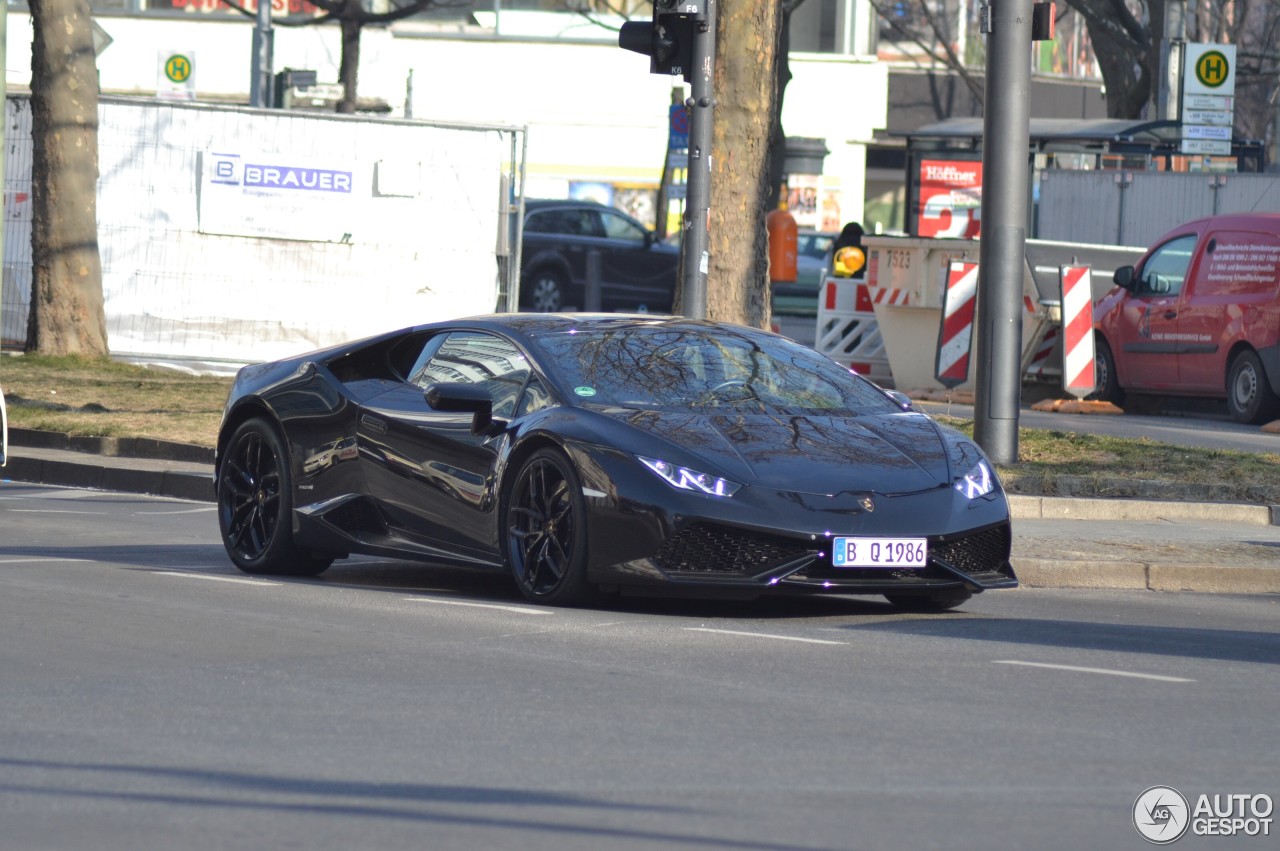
[1011,557,1149,590]
[1148,563,1280,595]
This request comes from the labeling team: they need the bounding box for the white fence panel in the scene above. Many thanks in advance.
[4,96,523,370]
[1037,171,1280,247]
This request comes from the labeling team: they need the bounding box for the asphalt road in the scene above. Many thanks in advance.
[2,483,1277,850]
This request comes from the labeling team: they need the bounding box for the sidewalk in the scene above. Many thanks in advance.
[3,430,1278,595]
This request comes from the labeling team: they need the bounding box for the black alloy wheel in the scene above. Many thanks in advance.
[217,418,331,576]
[505,448,590,605]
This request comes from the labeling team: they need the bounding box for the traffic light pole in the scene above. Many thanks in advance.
[973,0,1032,465]
[680,0,715,320]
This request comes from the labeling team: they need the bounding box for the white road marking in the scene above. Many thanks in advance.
[0,557,92,564]
[993,660,1194,683]
[684,627,846,646]
[133,507,216,516]
[154,571,281,587]
[406,597,553,616]
[4,509,108,515]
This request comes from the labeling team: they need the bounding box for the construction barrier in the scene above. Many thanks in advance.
[935,261,979,388]
[814,275,895,387]
[1059,264,1097,397]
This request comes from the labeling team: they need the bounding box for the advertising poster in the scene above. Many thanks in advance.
[916,159,982,238]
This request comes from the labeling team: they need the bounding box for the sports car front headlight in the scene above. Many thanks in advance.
[637,456,741,497]
[954,459,997,500]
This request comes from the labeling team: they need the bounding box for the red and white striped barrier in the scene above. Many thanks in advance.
[935,261,978,388]
[1025,324,1059,377]
[815,276,894,386]
[1059,265,1096,397]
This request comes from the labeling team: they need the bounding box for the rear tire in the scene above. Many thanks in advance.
[522,269,566,313]
[217,418,332,577]
[883,590,972,612]
[1226,350,1280,425]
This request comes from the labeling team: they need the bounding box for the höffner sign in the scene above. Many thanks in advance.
[199,151,369,242]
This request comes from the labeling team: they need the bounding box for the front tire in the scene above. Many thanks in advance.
[217,418,331,577]
[1226,350,1280,424]
[504,447,591,606]
[1092,338,1125,405]
[883,590,972,612]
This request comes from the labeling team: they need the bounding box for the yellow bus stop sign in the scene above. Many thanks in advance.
[1194,50,1230,89]
[164,54,193,85]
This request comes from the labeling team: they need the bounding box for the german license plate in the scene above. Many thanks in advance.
[832,537,927,568]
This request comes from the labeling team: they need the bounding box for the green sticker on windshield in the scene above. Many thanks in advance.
[574,386,597,397]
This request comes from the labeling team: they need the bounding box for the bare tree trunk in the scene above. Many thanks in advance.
[707,0,783,329]
[337,11,362,114]
[28,0,108,356]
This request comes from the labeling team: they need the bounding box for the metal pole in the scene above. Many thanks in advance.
[249,0,274,107]
[681,0,715,320]
[973,0,1032,465]
[1158,0,1186,121]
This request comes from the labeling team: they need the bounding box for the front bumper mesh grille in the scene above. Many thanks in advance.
[653,523,814,576]
[932,524,1012,579]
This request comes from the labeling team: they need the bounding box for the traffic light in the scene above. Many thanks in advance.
[618,0,700,81]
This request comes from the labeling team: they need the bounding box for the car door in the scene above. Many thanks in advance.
[523,207,597,306]
[1176,228,1280,392]
[597,209,676,311]
[357,331,529,556]
[1114,234,1196,390]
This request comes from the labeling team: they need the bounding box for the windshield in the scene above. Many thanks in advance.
[528,324,902,416]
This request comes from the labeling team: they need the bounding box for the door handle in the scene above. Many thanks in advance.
[1163,310,1178,320]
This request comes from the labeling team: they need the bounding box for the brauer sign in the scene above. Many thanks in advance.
[199,151,367,243]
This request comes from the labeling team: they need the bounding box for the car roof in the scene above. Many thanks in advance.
[523,198,613,211]
[420,313,773,349]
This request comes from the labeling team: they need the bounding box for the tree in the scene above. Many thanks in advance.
[27,0,108,356]
[703,0,786,329]
[226,0,472,114]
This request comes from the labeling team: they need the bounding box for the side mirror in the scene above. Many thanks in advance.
[643,230,656,248]
[425,382,494,433]
[1113,265,1135,290]
[885,389,913,410]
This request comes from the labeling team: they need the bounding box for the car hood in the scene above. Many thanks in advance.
[600,408,952,496]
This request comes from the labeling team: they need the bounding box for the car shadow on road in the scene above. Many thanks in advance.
[838,615,1280,666]
[317,558,911,620]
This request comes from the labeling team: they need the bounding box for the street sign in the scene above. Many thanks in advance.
[1185,94,1233,111]
[1180,139,1232,155]
[1182,109,1233,126]
[1183,124,1232,141]
[668,104,689,151]
[1183,43,1236,97]
[158,51,197,101]
[91,20,113,57]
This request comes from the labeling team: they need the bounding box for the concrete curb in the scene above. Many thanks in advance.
[4,453,214,502]
[1013,557,1280,595]
[1008,493,1276,526]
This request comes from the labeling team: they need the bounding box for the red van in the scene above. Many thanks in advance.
[1094,213,1280,423]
